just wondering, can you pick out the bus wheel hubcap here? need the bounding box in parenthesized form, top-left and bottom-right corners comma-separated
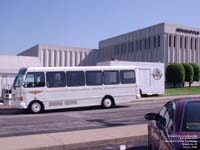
(32, 103, 41, 112)
(104, 99, 112, 108)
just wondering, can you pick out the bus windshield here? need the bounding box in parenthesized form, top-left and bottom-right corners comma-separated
(13, 68, 27, 88)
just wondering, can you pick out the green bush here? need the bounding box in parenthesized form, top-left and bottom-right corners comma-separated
(166, 63, 185, 87)
(190, 63, 200, 82)
(182, 63, 194, 87)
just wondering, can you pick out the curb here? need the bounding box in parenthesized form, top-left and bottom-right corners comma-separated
(30, 135, 147, 150)
(133, 94, 200, 104)
(0, 124, 148, 150)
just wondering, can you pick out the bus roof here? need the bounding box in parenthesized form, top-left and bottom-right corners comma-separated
(23, 66, 138, 72)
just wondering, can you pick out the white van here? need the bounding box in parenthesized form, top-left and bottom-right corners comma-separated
(98, 61, 165, 96)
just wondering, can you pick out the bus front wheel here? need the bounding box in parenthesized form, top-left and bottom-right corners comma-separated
(28, 101, 44, 113)
(102, 96, 115, 108)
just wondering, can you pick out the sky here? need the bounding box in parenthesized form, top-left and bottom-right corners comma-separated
(0, 0, 200, 55)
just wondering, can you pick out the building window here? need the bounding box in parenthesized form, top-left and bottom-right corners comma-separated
(132, 41, 134, 52)
(128, 42, 131, 52)
(191, 38, 193, 50)
(174, 36, 176, 47)
(54, 50, 57, 67)
(65, 51, 67, 66)
(169, 35, 172, 47)
(180, 36, 183, 49)
(114, 45, 117, 56)
(195, 38, 198, 50)
(153, 36, 156, 48)
(117, 44, 120, 55)
(136, 40, 139, 50)
(144, 38, 147, 49)
(121, 43, 123, 53)
(157, 35, 160, 47)
(48, 50, 51, 67)
(69, 51, 73, 66)
(59, 50, 62, 66)
(185, 37, 187, 49)
(124, 43, 127, 53)
(148, 37, 151, 49)
(139, 40, 142, 50)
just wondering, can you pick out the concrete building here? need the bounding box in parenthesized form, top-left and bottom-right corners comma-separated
(99, 23, 200, 66)
(18, 44, 99, 67)
(1, 22, 200, 96)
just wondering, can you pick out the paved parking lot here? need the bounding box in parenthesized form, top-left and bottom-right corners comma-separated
(0, 100, 168, 138)
(0, 97, 173, 149)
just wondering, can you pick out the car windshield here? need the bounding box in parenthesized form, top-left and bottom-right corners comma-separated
(13, 68, 27, 88)
(182, 101, 200, 131)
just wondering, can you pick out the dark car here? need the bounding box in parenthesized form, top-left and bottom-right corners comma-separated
(145, 97, 200, 150)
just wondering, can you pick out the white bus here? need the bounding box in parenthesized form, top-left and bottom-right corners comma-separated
(12, 66, 138, 113)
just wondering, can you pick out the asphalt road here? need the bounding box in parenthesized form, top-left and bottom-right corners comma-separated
(0, 99, 169, 138)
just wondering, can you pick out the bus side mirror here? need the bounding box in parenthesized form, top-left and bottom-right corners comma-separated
(23, 82, 27, 88)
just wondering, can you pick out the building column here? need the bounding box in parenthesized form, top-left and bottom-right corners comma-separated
(48, 50, 51, 67)
(45, 49, 49, 67)
(50, 50, 54, 67)
(76, 51, 80, 66)
(80, 52, 83, 65)
(40, 50, 44, 67)
(176, 36, 180, 63)
(197, 38, 200, 65)
(64, 51, 67, 66)
(66, 51, 70, 66)
(192, 38, 195, 63)
(61, 50, 65, 67)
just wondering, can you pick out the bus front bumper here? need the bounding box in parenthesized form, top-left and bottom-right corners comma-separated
(9, 99, 27, 109)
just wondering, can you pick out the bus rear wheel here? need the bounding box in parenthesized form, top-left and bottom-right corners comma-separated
(102, 97, 115, 108)
(28, 101, 44, 113)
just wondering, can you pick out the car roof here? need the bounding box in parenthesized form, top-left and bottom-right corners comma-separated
(174, 97, 200, 105)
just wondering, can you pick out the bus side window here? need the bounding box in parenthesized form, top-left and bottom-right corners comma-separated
(103, 71, 119, 85)
(86, 71, 103, 86)
(24, 72, 45, 88)
(46, 72, 66, 88)
(66, 71, 85, 87)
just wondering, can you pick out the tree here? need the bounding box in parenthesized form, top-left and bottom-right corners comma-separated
(182, 63, 194, 87)
(166, 63, 185, 88)
(190, 63, 200, 82)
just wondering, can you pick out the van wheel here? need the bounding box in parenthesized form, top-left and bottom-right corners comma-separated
(28, 101, 44, 113)
(139, 89, 143, 97)
(102, 97, 115, 108)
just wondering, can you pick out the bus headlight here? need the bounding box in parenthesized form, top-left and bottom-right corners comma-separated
(19, 96, 24, 101)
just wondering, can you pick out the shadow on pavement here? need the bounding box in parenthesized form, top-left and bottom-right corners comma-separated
(0, 104, 128, 115)
(0, 108, 27, 115)
(127, 146, 147, 150)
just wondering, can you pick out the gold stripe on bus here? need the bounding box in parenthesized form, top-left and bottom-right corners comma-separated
(29, 90, 43, 95)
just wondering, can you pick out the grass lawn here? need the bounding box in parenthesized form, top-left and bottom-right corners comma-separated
(165, 86, 200, 96)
